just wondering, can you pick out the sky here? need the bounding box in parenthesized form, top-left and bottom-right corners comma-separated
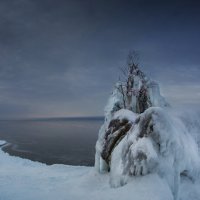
(0, 0, 200, 119)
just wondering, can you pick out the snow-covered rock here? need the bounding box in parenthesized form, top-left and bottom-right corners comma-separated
(95, 65, 200, 200)
(95, 109, 137, 173)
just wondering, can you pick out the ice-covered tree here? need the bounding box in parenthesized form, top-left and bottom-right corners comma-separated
(95, 52, 200, 200)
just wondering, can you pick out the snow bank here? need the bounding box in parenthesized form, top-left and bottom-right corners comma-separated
(0, 139, 200, 200)
(0, 141, 173, 200)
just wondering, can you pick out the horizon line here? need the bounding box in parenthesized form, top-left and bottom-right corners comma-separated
(0, 116, 104, 121)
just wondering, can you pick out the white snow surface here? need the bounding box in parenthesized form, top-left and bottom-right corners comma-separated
(0, 144, 173, 200)
(0, 138, 200, 200)
(113, 108, 138, 122)
(0, 140, 6, 145)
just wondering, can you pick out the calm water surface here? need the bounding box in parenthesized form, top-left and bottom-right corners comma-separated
(0, 118, 103, 166)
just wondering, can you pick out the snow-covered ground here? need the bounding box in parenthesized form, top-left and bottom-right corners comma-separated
(0, 139, 199, 200)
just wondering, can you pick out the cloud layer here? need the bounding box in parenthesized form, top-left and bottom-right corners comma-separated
(0, 0, 200, 118)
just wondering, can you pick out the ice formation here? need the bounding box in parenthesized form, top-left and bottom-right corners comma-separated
(95, 59, 200, 200)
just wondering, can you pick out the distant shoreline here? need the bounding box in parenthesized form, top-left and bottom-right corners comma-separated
(0, 116, 104, 122)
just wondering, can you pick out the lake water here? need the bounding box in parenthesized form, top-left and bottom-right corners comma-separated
(0, 117, 103, 166)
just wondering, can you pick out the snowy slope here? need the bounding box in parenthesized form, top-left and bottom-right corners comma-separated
(0, 140, 200, 200)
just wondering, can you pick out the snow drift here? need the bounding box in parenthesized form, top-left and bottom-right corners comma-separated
(1, 139, 200, 200)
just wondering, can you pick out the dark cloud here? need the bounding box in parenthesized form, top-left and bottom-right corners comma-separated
(0, 0, 200, 118)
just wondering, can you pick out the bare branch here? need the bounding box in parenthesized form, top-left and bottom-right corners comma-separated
(127, 50, 140, 69)
(120, 66, 128, 79)
(116, 83, 126, 109)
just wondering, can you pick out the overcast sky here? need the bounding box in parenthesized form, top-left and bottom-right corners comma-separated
(0, 0, 200, 119)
